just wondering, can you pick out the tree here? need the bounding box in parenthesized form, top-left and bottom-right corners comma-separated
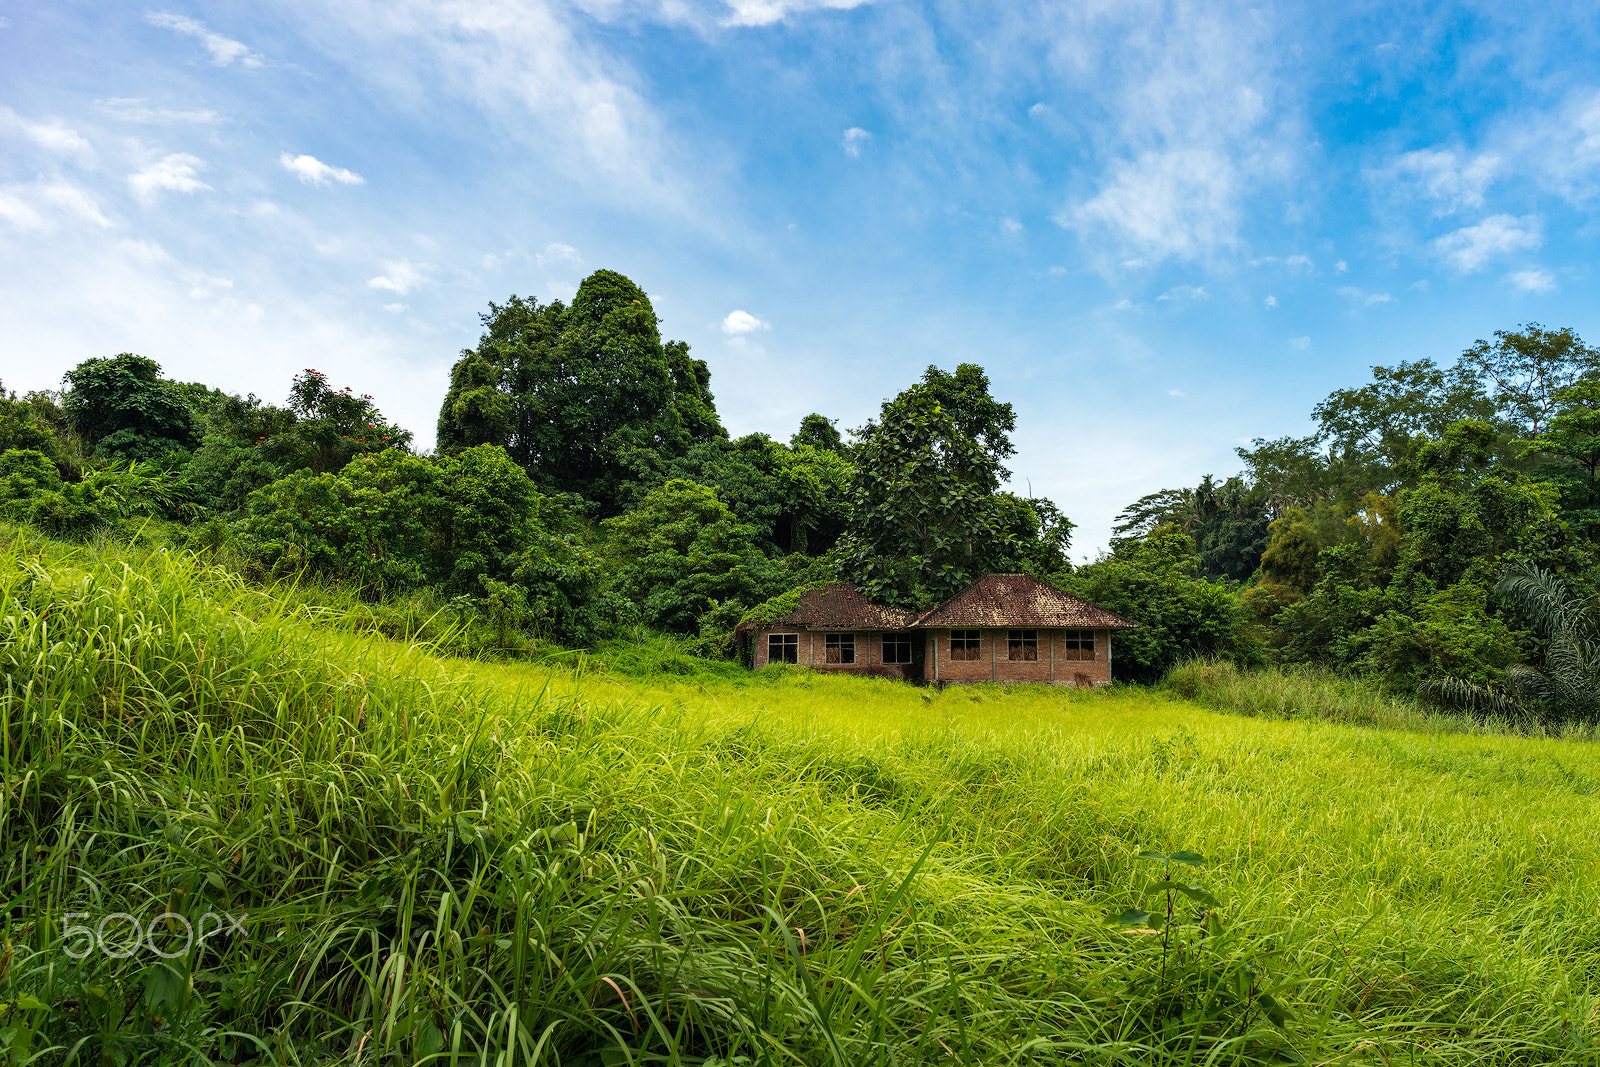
(260, 369, 412, 475)
(836, 368, 1029, 608)
(1056, 527, 1249, 684)
(436, 270, 726, 514)
(792, 413, 843, 453)
(1312, 358, 1495, 481)
(1427, 563, 1600, 723)
(62, 353, 200, 461)
(1459, 323, 1600, 437)
(602, 480, 770, 633)
(239, 446, 605, 639)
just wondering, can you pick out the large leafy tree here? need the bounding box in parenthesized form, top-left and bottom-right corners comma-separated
(62, 353, 201, 461)
(835, 364, 1035, 608)
(436, 270, 725, 514)
(602, 479, 772, 633)
(652, 433, 852, 555)
(1459, 323, 1600, 436)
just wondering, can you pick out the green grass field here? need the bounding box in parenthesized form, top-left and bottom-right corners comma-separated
(6, 530, 1600, 1064)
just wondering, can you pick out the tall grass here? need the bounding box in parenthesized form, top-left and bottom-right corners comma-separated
(4, 529, 1600, 1063)
(1161, 658, 1587, 737)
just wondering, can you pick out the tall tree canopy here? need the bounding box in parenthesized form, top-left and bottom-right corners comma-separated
(436, 269, 725, 514)
(62, 353, 200, 461)
(836, 363, 1049, 608)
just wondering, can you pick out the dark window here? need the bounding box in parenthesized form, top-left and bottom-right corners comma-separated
(825, 632, 856, 664)
(1008, 629, 1038, 662)
(768, 632, 798, 664)
(882, 633, 913, 664)
(949, 629, 982, 661)
(1062, 629, 1095, 661)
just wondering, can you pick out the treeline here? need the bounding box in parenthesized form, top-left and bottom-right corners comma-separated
(5, 269, 1596, 719)
(1104, 324, 1600, 718)
(0, 269, 1072, 656)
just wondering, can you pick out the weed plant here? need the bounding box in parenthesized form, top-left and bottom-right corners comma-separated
(3, 530, 1599, 1063)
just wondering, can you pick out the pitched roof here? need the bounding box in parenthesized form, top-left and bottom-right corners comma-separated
(912, 573, 1137, 630)
(767, 582, 920, 630)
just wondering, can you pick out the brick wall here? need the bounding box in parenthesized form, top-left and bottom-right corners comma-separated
(754, 626, 917, 680)
(924, 628, 1112, 687)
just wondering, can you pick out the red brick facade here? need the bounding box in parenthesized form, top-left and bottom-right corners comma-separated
(751, 627, 920, 680)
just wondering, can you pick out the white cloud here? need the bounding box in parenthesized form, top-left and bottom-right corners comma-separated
(1156, 284, 1209, 302)
(98, 98, 223, 124)
(1501, 89, 1600, 202)
(127, 154, 211, 202)
(721, 309, 769, 334)
(1289, 336, 1310, 351)
(720, 0, 872, 28)
(1063, 148, 1241, 264)
(384, 302, 409, 313)
(1000, 216, 1022, 235)
(1334, 259, 1348, 274)
(1335, 286, 1393, 307)
(367, 260, 428, 294)
(842, 127, 871, 158)
(0, 108, 92, 155)
(1046, 4, 1292, 268)
(1167, 388, 1185, 397)
(280, 153, 365, 186)
(1112, 298, 1136, 311)
(0, 181, 112, 231)
(1507, 268, 1556, 294)
(535, 242, 581, 268)
(1285, 254, 1312, 268)
(1263, 294, 1276, 308)
(144, 12, 262, 68)
(1378, 147, 1499, 215)
(1432, 214, 1541, 272)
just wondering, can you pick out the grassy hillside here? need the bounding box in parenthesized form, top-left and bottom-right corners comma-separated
(5, 529, 1600, 1065)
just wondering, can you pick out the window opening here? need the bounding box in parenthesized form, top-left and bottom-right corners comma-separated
(768, 632, 798, 664)
(882, 633, 913, 664)
(950, 629, 981, 661)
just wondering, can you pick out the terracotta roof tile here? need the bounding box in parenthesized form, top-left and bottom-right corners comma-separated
(912, 573, 1137, 629)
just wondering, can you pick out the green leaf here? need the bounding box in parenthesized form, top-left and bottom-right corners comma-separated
(1173, 884, 1219, 907)
(1168, 851, 1206, 866)
(1137, 850, 1169, 862)
(1105, 908, 1153, 927)
(1258, 992, 1291, 1027)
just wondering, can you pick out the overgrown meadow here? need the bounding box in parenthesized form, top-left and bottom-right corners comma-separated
(6, 529, 1600, 1065)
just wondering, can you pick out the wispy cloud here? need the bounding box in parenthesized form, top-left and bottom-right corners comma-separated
(1263, 294, 1277, 308)
(1376, 147, 1499, 216)
(144, 12, 263, 67)
(367, 260, 428, 294)
(0, 107, 92, 156)
(721, 309, 769, 334)
(98, 98, 223, 125)
(1432, 214, 1541, 272)
(535, 242, 581, 268)
(1506, 268, 1556, 294)
(1289, 336, 1310, 351)
(128, 154, 211, 202)
(1156, 284, 1209, 302)
(1336, 286, 1393, 307)
(1048, 3, 1292, 267)
(720, 0, 873, 27)
(0, 181, 112, 231)
(280, 153, 365, 186)
(842, 127, 871, 158)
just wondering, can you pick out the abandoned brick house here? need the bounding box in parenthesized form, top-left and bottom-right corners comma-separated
(738, 573, 1136, 686)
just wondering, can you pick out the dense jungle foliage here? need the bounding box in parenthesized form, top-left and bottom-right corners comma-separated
(6, 268, 1599, 723)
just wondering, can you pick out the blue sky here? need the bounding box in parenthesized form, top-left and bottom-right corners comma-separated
(3, 1, 1600, 557)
